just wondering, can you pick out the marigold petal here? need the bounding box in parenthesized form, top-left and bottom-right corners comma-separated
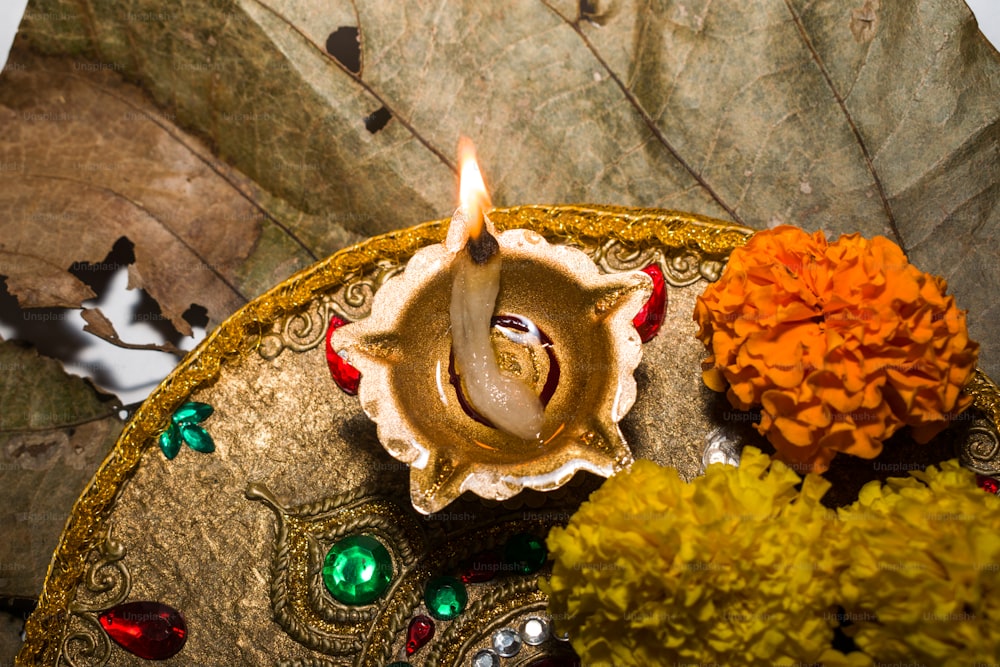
(702, 366, 728, 393)
(808, 370, 863, 414)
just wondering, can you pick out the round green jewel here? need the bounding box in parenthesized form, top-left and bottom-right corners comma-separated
(322, 535, 393, 605)
(504, 533, 547, 574)
(424, 575, 467, 620)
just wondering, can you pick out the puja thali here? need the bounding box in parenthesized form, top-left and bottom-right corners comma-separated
(18, 205, 1000, 666)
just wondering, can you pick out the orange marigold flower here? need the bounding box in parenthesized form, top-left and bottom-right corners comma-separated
(694, 226, 979, 473)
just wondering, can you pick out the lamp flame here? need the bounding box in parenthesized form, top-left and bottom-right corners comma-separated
(458, 137, 491, 241)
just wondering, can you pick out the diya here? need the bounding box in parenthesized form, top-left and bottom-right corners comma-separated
(330, 139, 652, 514)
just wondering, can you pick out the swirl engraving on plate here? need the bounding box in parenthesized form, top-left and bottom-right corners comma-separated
(245, 482, 422, 656)
(245, 481, 586, 667)
(56, 532, 130, 667)
(259, 263, 404, 359)
(958, 370, 1000, 475)
(959, 418, 1000, 475)
(591, 238, 723, 286)
(422, 584, 548, 667)
(257, 237, 725, 360)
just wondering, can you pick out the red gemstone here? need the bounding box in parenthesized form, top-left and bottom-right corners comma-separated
(632, 264, 667, 342)
(459, 551, 500, 583)
(98, 601, 187, 660)
(405, 614, 435, 655)
(978, 475, 1000, 494)
(325, 316, 361, 395)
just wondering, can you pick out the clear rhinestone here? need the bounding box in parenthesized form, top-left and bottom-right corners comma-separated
(491, 627, 522, 657)
(554, 629, 570, 642)
(472, 648, 500, 667)
(519, 616, 550, 645)
(701, 427, 741, 471)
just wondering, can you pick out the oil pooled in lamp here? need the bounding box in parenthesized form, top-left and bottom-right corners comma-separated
(331, 140, 652, 514)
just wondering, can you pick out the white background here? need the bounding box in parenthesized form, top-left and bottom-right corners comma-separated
(0, 3, 998, 406)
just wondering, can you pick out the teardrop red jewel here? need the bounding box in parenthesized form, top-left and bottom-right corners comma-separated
(326, 315, 361, 395)
(406, 614, 435, 655)
(977, 475, 1000, 494)
(632, 264, 667, 342)
(98, 601, 187, 660)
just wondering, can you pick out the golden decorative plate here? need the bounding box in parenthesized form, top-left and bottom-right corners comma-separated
(17, 206, 1000, 666)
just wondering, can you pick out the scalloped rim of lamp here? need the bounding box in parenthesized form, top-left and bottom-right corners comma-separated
(331, 228, 651, 514)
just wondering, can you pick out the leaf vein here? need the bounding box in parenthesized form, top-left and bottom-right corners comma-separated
(781, 0, 902, 247)
(249, 0, 457, 175)
(20, 173, 249, 304)
(539, 0, 744, 225)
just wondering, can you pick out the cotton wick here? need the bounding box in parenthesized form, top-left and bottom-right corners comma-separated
(466, 223, 499, 265)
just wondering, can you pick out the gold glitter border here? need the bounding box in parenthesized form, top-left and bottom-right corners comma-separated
(965, 369, 1000, 429)
(15, 206, 997, 665)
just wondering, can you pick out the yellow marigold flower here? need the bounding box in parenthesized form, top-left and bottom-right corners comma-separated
(694, 226, 978, 473)
(836, 461, 1000, 666)
(543, 448, 851, 666)
(546, 452, 1000, 664)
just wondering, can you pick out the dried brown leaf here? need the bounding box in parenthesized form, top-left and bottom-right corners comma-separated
(0, 340, 122, 598)
(11, 1, 1000, 376)
(0, 50, 322, 335)
(0, 249, 94, 308)
(80, 307, 184, 355)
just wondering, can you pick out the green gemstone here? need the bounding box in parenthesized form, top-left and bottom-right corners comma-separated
(322, 535, 393, 605)
(180, 423, 215, 453)
(158, 424, 182, 460)
(172, 401, 214, 425)
(385, 663, 412, 667)
(423, 575, 467, 620)
(504, 533, 547, 574)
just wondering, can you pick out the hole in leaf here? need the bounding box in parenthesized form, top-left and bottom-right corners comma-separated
(364, 106, 392, 133)
(0, 277, 89, 362)
(0, 236, 206, 404)
(578, 0, 614, 25)
(326, 26, 361, 74)
(70, 238, 183, 347)
(68, 236, 135, 294)
(183, 303, 209, 330)
(0, 596, 37, 622)
(129, 283, 183, 345)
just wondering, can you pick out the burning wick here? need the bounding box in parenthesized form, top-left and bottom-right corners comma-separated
(447, 139, 545, 441)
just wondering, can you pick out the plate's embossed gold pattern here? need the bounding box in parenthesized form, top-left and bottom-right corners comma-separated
(57, 533, 130, 667)
(960, 370, 1000, 475)
(276, 659, 347, 667)
(245, 483, 423, 655)
(258, 264, 405, 360)
(422, 584, 548, 667)
(246, 480, 586, 666)
(18, 206, 1000, 666)
(592, 238, 724, 286)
